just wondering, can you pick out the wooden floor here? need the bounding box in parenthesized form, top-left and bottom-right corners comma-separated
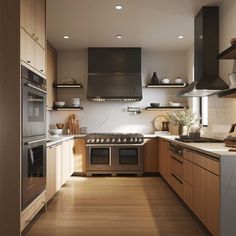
(26, 177, 209, 236)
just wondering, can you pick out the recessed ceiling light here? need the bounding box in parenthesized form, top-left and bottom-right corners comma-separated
(178, 35, 184, 39)
(116, 34, 123, 39)
(63, 35, 70, 39)
(115, 5, 123, 10)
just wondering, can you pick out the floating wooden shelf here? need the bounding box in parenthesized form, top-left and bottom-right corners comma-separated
(145, 83, 188, 88)
(217, 44, 236, 59)
(145, 106, 187, 111)
(54, 83, 83, 88)
(53, 106, 83, 111)
(218, 88, 236, 98)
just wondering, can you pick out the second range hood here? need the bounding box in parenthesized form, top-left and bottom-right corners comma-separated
(87, 48, 142, 101)
(178, 6, 229, 97)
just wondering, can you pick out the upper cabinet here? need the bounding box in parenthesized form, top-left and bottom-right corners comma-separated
(20, 0, 46, 76)
(21, 0, 46, 49)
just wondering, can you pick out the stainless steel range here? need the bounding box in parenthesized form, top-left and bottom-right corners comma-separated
(85, 133, 144, 176)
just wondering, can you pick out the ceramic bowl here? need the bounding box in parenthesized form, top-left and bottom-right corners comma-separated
(48, 129, 63, 136)
(161, 78, 170, 84)
(55, 101, 65, 107)
(150, 103, 160, 108)
(169, 101, 181, 107)
(175, 77, 183, 83)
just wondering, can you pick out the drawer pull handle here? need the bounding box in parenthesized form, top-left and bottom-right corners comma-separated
(171, 173, 183, 184)
(27, 60, 31, 63)
(171, 156, 183, 164)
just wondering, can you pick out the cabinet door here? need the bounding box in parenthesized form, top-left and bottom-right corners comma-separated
(192, 163, 219, 235)
(55, 144, 62, 191)
(21, 0, 35, 36)
(157, 139, 170, 183)
(21, 29, 35, 67)
(74, 138, 86, 173)
(46, 146, 56, 202)
(35, 43, 45, 74)
(143, 139, 158, 172)
(34, 0, 46, 48)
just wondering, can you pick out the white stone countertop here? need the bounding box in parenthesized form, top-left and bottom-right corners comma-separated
(143, 133, 236, 158)
(47, 134, 86, 147)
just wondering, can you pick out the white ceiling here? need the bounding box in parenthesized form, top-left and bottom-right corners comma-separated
(47, 0, 222, 51)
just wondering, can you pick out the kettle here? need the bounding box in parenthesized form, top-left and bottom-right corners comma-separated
(224, 124, 236, 147)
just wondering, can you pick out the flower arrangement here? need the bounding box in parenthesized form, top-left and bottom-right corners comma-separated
(167, 108, 197, 127)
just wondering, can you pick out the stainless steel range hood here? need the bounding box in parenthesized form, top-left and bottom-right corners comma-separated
(87, 48, 142, 101)
(178, 6, 229, 97)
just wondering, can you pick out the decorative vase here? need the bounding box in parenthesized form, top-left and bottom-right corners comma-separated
(151, 72, 159, 84)
(178, 125, 188, 136)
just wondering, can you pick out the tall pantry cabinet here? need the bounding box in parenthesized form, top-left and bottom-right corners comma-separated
(0, 0, 46, 235)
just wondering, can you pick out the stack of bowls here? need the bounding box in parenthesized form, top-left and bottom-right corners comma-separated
(71, 98, 80, 107)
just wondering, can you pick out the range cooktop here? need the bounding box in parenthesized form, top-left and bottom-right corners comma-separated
(175, 137, 224, 143)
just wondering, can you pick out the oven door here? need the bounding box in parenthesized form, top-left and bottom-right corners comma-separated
(86, 146, 114, 171)
(22, 137, 46, 210)
(115, 146, 143, 171)
(22, 78, 46, 138)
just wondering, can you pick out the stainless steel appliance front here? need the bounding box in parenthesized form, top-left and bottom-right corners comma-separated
(86, 145, 143, 175)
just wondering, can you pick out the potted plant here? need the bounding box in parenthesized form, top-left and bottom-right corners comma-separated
(167, 108, 197, 136)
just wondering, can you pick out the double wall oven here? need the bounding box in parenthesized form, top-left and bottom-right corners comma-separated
(21, 65, 47, 210)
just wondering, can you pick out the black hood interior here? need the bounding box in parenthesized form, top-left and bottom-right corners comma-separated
(87, 48, 142, 101)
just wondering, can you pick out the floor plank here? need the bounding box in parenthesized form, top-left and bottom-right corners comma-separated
(26, 177, 209, 236)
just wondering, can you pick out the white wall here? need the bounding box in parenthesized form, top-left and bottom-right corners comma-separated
(49, 49, 188, 133)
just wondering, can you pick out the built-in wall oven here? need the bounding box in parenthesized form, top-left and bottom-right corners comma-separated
(21, 65, 47, 210)
(22, 65, 47, 138)
(86, 145, 143, 175)
(22, 136, 46, 210)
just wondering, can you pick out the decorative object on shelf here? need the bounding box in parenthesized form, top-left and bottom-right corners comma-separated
(169, 101, 181, 107)
(153, 115, 169, 131)
(54, 101, 65, 107)
(150, 103, 160, 108)
(167, 108, 197, 136)
(150, 72, 159, 84)
(174, 77, 183, 84)
(229, 72, 236, 89)
(224, 123, 236, 147)
(161, 77, 170, 84)
(62, 78, 77, 84)
(67, 114, 80, 134)
(71, 97, 81, 107)
(79, 127, 88, 134)
(127, 107, 141, 115)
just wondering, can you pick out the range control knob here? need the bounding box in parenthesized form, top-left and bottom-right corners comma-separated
(112, 138, 116, 143)
(87, 139, 91, 143)
(134, 138, 138, 143)
(100, 138, 104, 143)
(96, 138, 100, 143)
(123, 138, 127, 143)
(106, 138, 110, 143)
(91, 139, 95, 143)
(117, 138, 121, 143)
(130, 138, 133, 143)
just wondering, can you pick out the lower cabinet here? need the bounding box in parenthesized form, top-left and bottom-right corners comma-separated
(74, 138, 86, 173)
(143, 139, 158, 173)
(46, 139, 75, 202)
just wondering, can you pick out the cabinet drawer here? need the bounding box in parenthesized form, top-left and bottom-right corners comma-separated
(184, 149, 219, 175)
(170, 172, 183, 197)
(170, 155, 183, 178)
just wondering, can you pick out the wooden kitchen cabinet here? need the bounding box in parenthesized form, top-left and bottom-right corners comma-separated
(34, 0, 46, 48)
(192, 162, 219, 236)
(62, 140, 72, 185)
(46, 41, 57, 110)
(157, 138, 170, 182)
(21, 28, 35, 67)
(21, 0, 46, 49)
(35, 42, 45, 74)
(55, 143, 62, 191)
(70, 139, 75, 175)
(143, 139, 158, 173)
(46, 145, 56, 202)
(74, 138, 86, 173)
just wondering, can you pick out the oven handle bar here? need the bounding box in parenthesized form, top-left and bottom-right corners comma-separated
(24, 82, 47, 94)
(25, 138, 46, 145)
